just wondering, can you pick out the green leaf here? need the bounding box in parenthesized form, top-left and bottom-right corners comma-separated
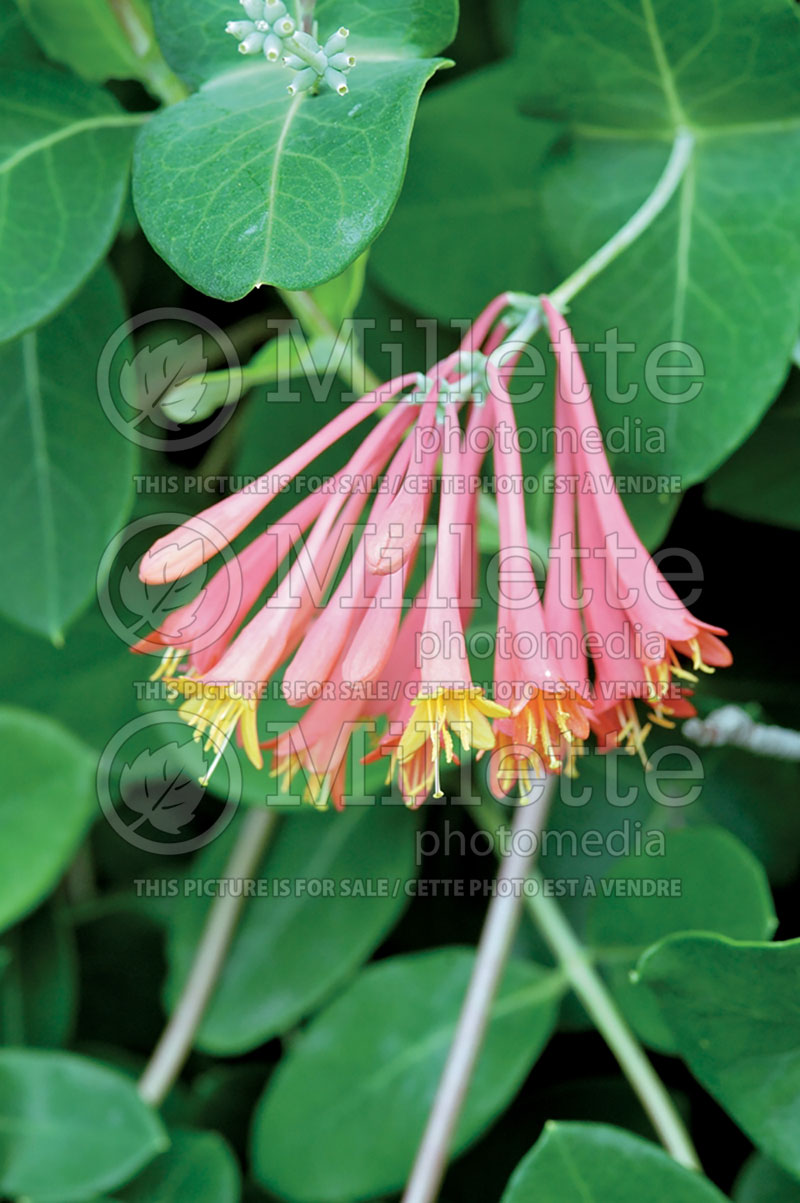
(251, 947, 563, 1201)
(516, 0, 800, 486)
(0, 265, 137, 641)
(15, 0, 156, 83)
(735, 1153, 800, 1203)
(0, 1048, 167, 1202)
(500, 1121, 729, 1203)
(637, 934, 800, 1177)
(372, 62, 558, 319)
(706, 373, 800, 529)
(166, 805, 418, 1053)
(134, 0, 456, 296)
(0, 603, 142, 752)
(115, 1128, 240, 1203)
(0, 69, 140, 341)
(0, 902, 78, 1046)
(0, 707, 94, 933)
(587, 827, 776, 1051)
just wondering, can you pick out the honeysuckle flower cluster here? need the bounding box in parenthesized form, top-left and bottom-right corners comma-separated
(135, 294, 730, 807)
(226, 0, 356, 95)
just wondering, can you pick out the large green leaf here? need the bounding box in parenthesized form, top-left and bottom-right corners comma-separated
(371, 62, 558, 318)
(637, 934, 800, 1177)
(0, 1048, 167, 1202)
(134, 0, 457, 296)
(587, 827, 776, 1051)
(0, 707, 94, 933)
(516, 0, 800, 486)
(0, 69, 140, 341)
(251, 947, 563, 1201)
(165, 805, 418, 1053)
(0, 265, 137, 641)
(500, 1122, 729, 1203)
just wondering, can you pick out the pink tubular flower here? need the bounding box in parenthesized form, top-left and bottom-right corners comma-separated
(540, 296, 731, 761)
(132, 490, 324, 678)
(159, 300, 512, 806)
(380, 408, 508, 806)
(486, 337, 591, 794)
(279, 396, 439, 704)
(266, 670, 366, 811)
(138, 372, 420, 585)
(153, 398, 420, 784)
(135, 288, 730, 804)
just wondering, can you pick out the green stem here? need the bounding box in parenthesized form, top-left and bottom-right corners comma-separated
(472, 805, 699, 1170)
(248, 128, 695, 418)
(504, 126, 694, 332)
(279, 288, 382, 395)
(548, 128, 695, 310)
(110, 0, 190, 106)
(402, 783, 558, 1203)
(526, 877, 700, 1170)
(140, 55, 191, 106)
(138, 807, 280, 1107)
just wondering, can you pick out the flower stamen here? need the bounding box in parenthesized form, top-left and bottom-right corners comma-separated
(613, 701, 652, 769)
(166, 678, 262, 785)
(393, 687, 508, 805)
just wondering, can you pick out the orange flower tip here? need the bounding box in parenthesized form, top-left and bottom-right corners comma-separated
(405, 792, 426, 810)
(131, 634, 157, 657)
(497, 692, 589, 779)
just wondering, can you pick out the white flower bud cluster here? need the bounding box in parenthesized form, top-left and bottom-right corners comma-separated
(226, 0, 297, 62)
(283, 27, 355, 96)
(225, 3, 356, 95)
